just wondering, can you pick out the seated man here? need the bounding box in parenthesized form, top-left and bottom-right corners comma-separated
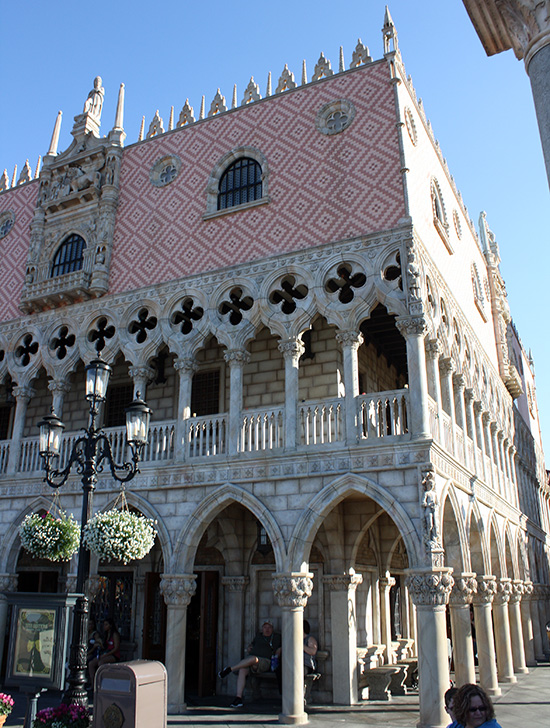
(218, 618, 281, 708)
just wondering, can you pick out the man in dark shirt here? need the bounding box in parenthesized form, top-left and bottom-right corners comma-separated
(218, 619, 282, 708)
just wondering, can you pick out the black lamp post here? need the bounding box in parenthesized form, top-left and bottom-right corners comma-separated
(37, 358, 151, 707)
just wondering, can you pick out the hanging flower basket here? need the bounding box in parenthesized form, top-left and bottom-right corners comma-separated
(19, 512, 80, 562)
(82, 509, 157, 565)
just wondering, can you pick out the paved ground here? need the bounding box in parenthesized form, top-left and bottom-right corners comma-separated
(3, 662, 549, 727)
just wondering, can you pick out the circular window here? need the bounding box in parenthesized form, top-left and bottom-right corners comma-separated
(315, 99, 356, 136)
(404, 107, 417, 146)
(0, 210, 15, 239)
(453, 210, 462, 239)
(150, 155, 182, 188)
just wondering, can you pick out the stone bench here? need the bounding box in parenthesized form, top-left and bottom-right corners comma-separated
(358, 666, 401, 701)
(248, 650, 327, 704)
(398, 658, 418, 689)
(388, 663, 408, 695)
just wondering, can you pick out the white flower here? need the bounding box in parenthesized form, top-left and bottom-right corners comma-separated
(20, 512, 80, 562)
(83, 510, 157, 564)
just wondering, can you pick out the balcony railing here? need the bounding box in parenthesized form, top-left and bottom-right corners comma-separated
(358, 389, 409, 439)
(240, 408, 284, 452)
(186, 414, 227, 458)
(300, 400, 343, 446)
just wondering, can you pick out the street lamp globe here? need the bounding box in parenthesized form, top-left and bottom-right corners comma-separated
(38, 410, 65, 457)
(85, 358, 112, 404)
(125, 394, 152, 447)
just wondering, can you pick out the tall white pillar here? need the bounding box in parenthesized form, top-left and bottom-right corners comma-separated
(439, 358, 456, 454)
(273, 572, 313, 725)
(220, 576, 249, 681)
(464, 388, 478, 473)
(7, 385, 35, 474)
(490, 422, 503, 494)
(160, 574, 197, 713)
(406, 568, 453, 728)
(323, 573, 363, 705)
(492, 578, 517, 683)
(128, 364, 155, 399)
(520, 581, 537, 666)
(336, 330, 363, 446)
(395, 316, 430, 439)
(508, 580, 528, 674)
(379, 574, 396, 664)
(425, 339, 444, 443)
(174, 357, 197, 459)
(482, 413, 496, 490)
(448, 573, 477, 686)
(48, 379, 72, 417)
(278, 338, 304, 451)
(473, 401, 488, 482)
(472, 576, 501, 697)
(224, 349, 250, 455)
(453, 373, 469, 467)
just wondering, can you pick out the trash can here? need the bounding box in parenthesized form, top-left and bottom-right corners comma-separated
(94, 660, 167, 728)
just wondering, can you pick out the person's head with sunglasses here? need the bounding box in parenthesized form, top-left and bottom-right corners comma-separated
(453, 684, 501, 728)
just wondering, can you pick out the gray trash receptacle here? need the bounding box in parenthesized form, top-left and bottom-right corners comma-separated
(94, 660, 167, 728)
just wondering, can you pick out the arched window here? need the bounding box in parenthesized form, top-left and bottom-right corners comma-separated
(218, 158, 262, 211)
(50, 234, 86, 278)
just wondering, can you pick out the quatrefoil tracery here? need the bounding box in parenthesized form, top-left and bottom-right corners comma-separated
(171, 297, 204, 335)
(129, 308, 158, 344)
(88, 317, 116, 353)
(15, 334, 39, 367)
(50, 326, 76, 360)
(219, 288, 254, 325)
(383, 252, 402, 290)
(269, 276, 308, 314)
(325, 263, 367, 304)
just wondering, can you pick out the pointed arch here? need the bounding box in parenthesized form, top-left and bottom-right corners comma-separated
(468, 501, 490, 575)
(441, 483, 469, 572)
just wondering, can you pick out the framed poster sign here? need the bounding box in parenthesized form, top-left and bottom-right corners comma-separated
(5, 594, 76, 690)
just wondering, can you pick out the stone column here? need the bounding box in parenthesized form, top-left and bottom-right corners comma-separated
(224, 349, 250, 455)
(425, 339, 445, 443)
(490, 422, 502, 494)
(395, 316, 430, 439)
(221, 576, 249, 673)
(273, 572, 313, 725)
(128, 365, 155, 399)
(473, 402, 488, 482)
(7, 385, 35, 474)
(323, 573, 363, 705)
(336, 331, 363, 445)
(160, 574, 197, 713)
(278, 338, 304, 451)
(406, 568, 453, 728)
(464, 388, 478, 471)
(439, 358, 456, 454)
(534, 584, 549, 658)
(482, 413, 495, 490)
(379, 575, 396, 664)
(508, 580, 528, 674)
(448, 573, 477, 686)
(492, 578, 516, 683)
(174, 357, 198, 459)
(472, 576, 500, 697)
(529, 583, 545, 660)
(48, 379, 71, 417)
(453, 374, 469, 467)
(520, 581, 537, 666)
(0, 574, 18, 675)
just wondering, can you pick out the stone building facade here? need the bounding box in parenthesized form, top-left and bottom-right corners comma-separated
(0, 11, 548, 728)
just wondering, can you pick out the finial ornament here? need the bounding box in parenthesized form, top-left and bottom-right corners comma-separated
(302, 59, 307, 85)
(83, 76, 105, 121)
(11, 165, 17, 188)
(146, 110, 164, 138)
(18, 160, 32, 185)
(114, 83, 125, 131)
(312, 52, 333, 80)
(208, 89, 227, 116)
(178, 99, 195, 126)
(339, 45, 345, 72)
(168, 105, 174, 131)
(242, 78, 261, 104)
(34, 156, 42, 178)
(382, 5, 399, 54)
(47, 111, 63, 156)
(266, 71, 272, 96)
(199, 95, 205, 120)
(0, 169, 8, 191)
(350, 39, 372, 67)
(138, 115, 145, 141)
(276, 64, 297, 92)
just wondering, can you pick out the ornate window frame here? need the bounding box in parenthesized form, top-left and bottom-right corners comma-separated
(315, 99, 356, 136)
(203, 147, 269, 219)
(0, 210, 15, 240)
(50, 233, 87, 278)
(149, 154, 182, 188)
(431, 178, 452, 253)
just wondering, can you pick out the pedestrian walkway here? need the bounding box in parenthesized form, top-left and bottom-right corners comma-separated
(3, 663, 549, 727)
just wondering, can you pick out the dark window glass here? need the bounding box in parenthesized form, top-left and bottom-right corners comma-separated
(105, 384, 134, 427)
(191, 370, 220, 416)
(0, 405, 11, 440)
(50, 234, 86, 277)
(218, 158, 262, 210)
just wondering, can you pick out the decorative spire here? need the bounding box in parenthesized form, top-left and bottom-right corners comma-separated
(350, 39, 372, 68)
(18, 160, 32, 185)
(47, 111, 63, 156)
(34, 156, 42, 178)
(178, 99, 195, 126)
(168, 105, 174, 131)
(0, 169, 9, 191)
(302, 59, 307, 85)
(312, 53, 333, 81)
(199, 95, 205, 120)
(232, 84, 237, 109)
(266, 71, 272, 97)
(114, 83, 125, 130)
(276, 64, 297, 93)
(242, 77, 261, 104)
(11, 165, 17, 188)
(339, 46, 345, 72)
(138, 115, 145, 141)
(382, 5, 399, 54)
(208, 89, 227, 116)
(147, 110, 164, 138)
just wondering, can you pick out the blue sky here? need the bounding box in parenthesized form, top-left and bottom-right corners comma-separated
(1, 1, 548, 455)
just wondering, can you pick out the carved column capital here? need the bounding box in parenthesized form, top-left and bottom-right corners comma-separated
(395, 315, 428, 338)
(335, 330, 364, 350)
(464, 387, 475, 403)
(12, 385, 35, 401)
(278, 338, 305, 360)
(128, 365, 156, 383)
(405, 568, 454, 607)
(160, 574, 197, 607)
(221, 576, 250, 592)
(272, 572, 313, 608)
(473, 400, 484, 415)
(379, 575, 396, 591)
(439, 357, 455, 377)
(449, 573, 477, 605)
(494, 577, 512, 605)
(174, 357, 198, 375)
(223, 349, 251, 366)
(522, 580, 534, 599)
(509, 579, 525, 604)
(472, 575, 497, 605)
(0, 573, 18, 592)
(496, 0, 550, 64)
(425, 338, 441, 360)
(322, 573, 363, 592)
(453, 373, 466, 390)
(48, 379, 72, 394)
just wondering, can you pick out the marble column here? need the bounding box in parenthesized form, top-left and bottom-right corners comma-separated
(406, 568, 453, 728)
(174, 357, 198, 459)
(160, 574, 197, 713)
(482, 413, 495, 489)
(473, 402, 488, 482)
(0, 574, 18, 675)
(439, 358, 456, 454)
(520, 581, 537, 666)
(335, 330, 363, 446)
(278, 338, 304, 451)
(490, 423, 502, 494)
(472, 576, 500, 697)
(48, 379, 72, 417)
(395, 316, 430, 439)
(128, 364, 155, 398)
(273, 572, 313, 725)
(224, 349, 250, 455)
(464, 389, 478, 473)
(322, 573, 363, 705)
(508, 580, 528, 674)
(534, 584, 549, 658)
(492, 578, 516, 683)
(379, 575, 396, 664)
(448, 573, 477, 686)
(453, 374, 468, 467)
(425, 339, 445, 443)
(221, 576, 249, 675)
(7, 385, 35, 474)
